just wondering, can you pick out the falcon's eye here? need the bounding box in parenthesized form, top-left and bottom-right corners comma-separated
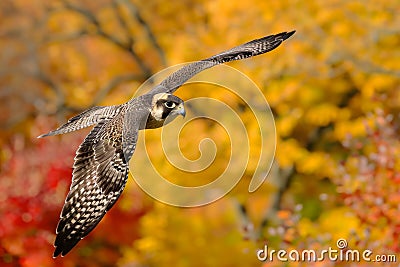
(164, 101, 176, 109)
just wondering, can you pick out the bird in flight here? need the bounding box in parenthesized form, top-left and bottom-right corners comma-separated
(38, 31, 295, 257)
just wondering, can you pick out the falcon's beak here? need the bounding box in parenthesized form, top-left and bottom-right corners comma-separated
(176, 104, 186, 118)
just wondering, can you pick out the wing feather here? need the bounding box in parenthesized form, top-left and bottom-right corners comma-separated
(53, 107, 147, 257)
(150, 31, 295, 94)
(38, 105, 121, 138)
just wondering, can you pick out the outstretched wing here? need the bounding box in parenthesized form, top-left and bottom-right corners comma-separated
(38, 105, 121, 138)
(53, 107, 147, 257)
(150, 31, 295, 94)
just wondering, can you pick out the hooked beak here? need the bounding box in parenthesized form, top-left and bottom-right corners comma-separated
(176, 104, 186, 118)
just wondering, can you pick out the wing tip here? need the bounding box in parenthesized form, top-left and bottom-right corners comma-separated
(53, 237, 80, 258)
(37, 133, 48, 138)
(53, 246, 63, 258)
(280, 30, 296, 41)
(37, 130, 57, 138)
(287, 30, 296, 37)
(52, 249, 67, 258)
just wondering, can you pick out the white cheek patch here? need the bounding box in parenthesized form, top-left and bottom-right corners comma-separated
(151, 105, 165, 121)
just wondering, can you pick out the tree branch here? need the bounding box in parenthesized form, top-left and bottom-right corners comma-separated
(111, 0, 134, 49)
(256, 81, 361, 236)
(118, 0, 167, 66)
(61, 0, 152, 77)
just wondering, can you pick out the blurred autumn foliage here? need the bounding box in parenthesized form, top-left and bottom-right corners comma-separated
(1, 0, 399, 266)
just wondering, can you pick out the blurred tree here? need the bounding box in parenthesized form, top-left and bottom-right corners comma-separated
(337, 110, 400, 254)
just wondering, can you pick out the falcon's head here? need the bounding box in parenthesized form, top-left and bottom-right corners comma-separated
(148, 93, 185, 127)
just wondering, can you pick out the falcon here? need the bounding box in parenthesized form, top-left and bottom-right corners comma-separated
(38, 31, 295, 257)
